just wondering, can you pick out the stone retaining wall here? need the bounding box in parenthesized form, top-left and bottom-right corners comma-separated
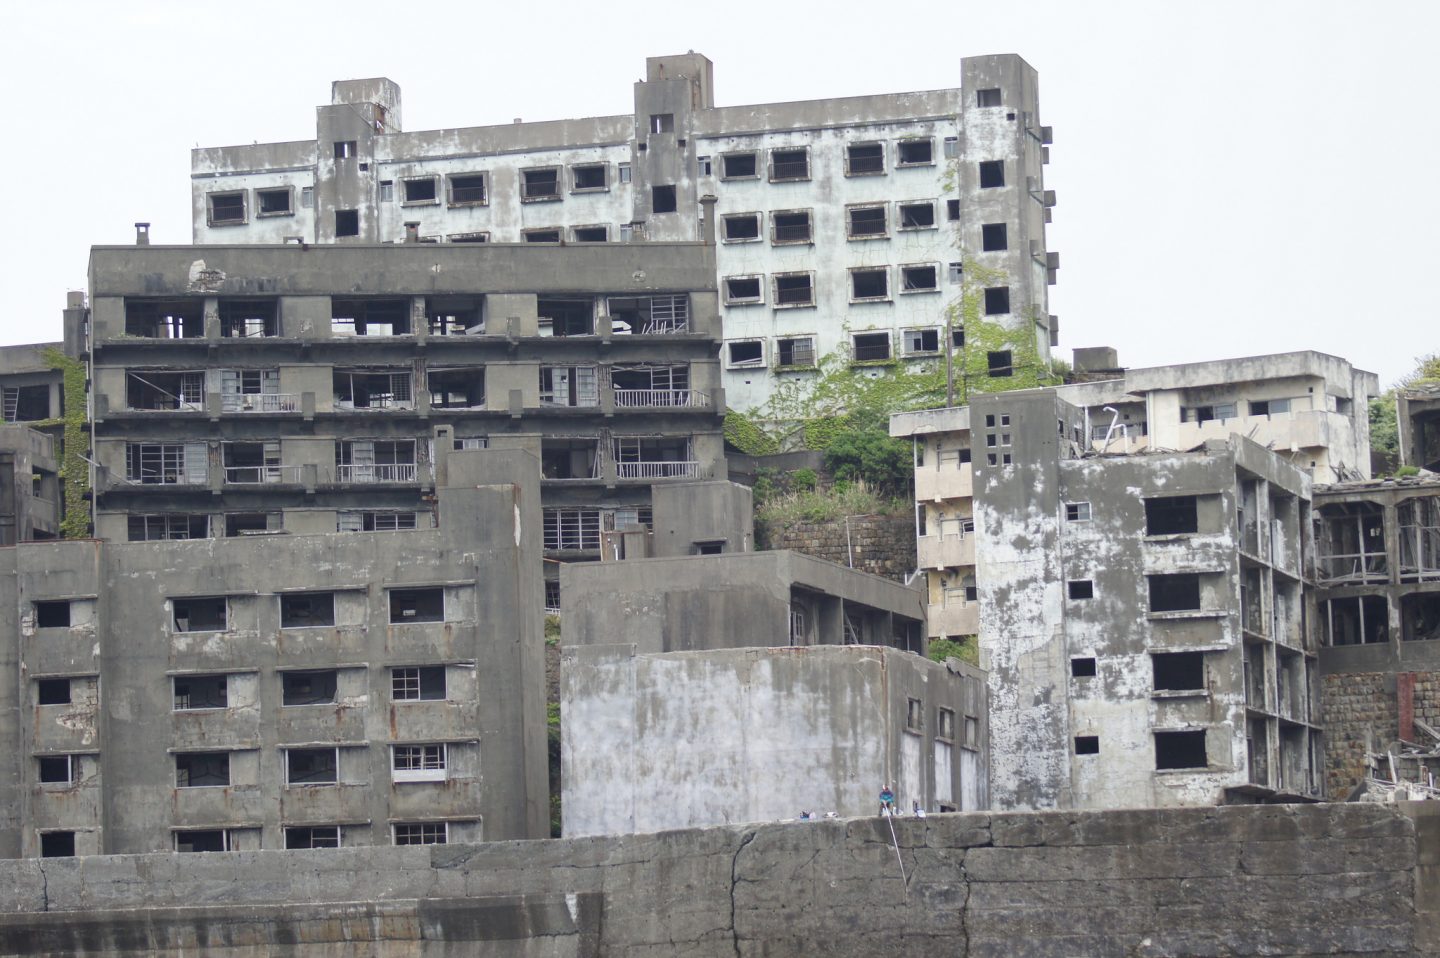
(1323, 670, 1440, 798)
(758, 513, 916, 582)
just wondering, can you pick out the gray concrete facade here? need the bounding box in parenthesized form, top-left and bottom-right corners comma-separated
(1, 450, 548, 858)
(0, 426, 60, 546)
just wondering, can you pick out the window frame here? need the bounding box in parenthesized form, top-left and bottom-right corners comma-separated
(392, 665, 447, 702)
(400, 176, 440, 207)
(770, 208, 813, 245)
(446, 172, 489, 207)
(175, 751, 231, 788)
(391, 743, 449, 783)
(206, 191, 247, 227)
(900, 263, 940, 294)
(38, 754, 76, 785)
(896, 138, 935, 167)
(255, 186, 294, 218)
(898, 200, 938, 231)
(720, 151, 759, 180)
(772, 271, 816, 309)
(393, 822, 449, 845)
(775, 335, 818, 370)
(768, 147, 810, 182)
(720, 212, 763, 244)
(570, 163, 609, 193)
(723, 275, 764, 306)
(285, 746, 339, 786)
(520, 166, 563, 202)
(849, 266, 891, 303)
(851, 331, 892, 363)
(726, 339, 766, 369)
(844, 141, 886, 177)
(846, 203, 888, 240)
(902, 327, 941, 357)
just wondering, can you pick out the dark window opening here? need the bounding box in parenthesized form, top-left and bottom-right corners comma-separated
(225, 513, 274, 536)
(984, 286, 1010, 314)
(286, 826, 340, 849)
(40, 832, 75, 858)
(428, 368, 485, 408)
(1403, 593, 1440, 643)
(1075, 736, 1099, 755)
(174, 675, 227, 710)
(573, 226, 608, 242)
(523, 228, 561, 243)
(1071, 657, 1097, 678)
(777, 337, 816, 367)
(3, 383, 49, 421)
(35, 601, 70, 628)
(981, 223, 1008, 251)
(426, 295, 484, 335)
(403, 177, 437, 203)
(1149, 574, 1202, 613)
(176, 752, 230, 787)
(1146, 496, 1199, 535)
(37, 679, 71, 706)
(897, 139, 933, 165)
(572, 165, 606, 190)
(1325, 595, 1389, 646)
(287, 748, 337, 785)
(391, 588, 444, 623)
(772, 210, 812, 243)
(946, 199, 961, 221)
(906, 697, 924, 731)
(125, 299, 203, 338)
(333, 141, 356, 158)
(977, 88, 1002, 107)
(1068, 580, 1094, 600)
(1153, 651, 1205, 691)
(851, 269, 888, 300)
(331, 297, 411, 336)
(208, 192, 245, 225)
(393, 666, 446, 701)
(537, 297, 595, 336)
(1066, 503, 1091, 521)
(335, 209, 359, 237)
(280, 593, 336, 628)
(774, 273, 814, 306)
(722, 214, 760, 241)
(846, 142, 884, 175)
(650, 113, 674, 133)
(902, 265, 938, 291)
(899, 203, 935, 229)
(848, 206, 887, 237)
(852, 332, 891, 362)
(175, 830, 227, 853)
(173, 597, 227, 633)
(522, 168, 561, 200)
(725, 277, 762, 303)
(952, 327, 965, 348)
(696, 540, 725, 555)
(448, 173, 487, 205)
(978, 160, 1005, 188)
(38, 756, 73, 784)
(1155, 730, 1208, 770)
(771, 148, 809, 180)
(220, 298, 279, 337)
(282, 670, 338, 706)
(257, 188, 291, 215)
(540, 438, 600, 478)
(904, 329, 939, 354)
(652, 185, 677, 214)
(728, 341, 764, 367)
(129, 514, 209, 541)
(722, 153, 757, 178)
(987, 350, 1013, 377)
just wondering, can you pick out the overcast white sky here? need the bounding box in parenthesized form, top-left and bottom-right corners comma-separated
(2, 1, 1433, 387)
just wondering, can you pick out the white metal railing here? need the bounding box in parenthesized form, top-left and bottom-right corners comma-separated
(334, 463, 418, 483)
(224, 465, 303, 485)
(615, 460, 699, 479)
(613, 389, 709, 408)
(223, 393, 297, 413)
(334, 398, 414, 411)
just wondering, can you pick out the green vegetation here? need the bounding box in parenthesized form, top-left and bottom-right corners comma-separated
(1369, 352, 1440, 474)
(39, 348, 90, 538)
(547, 700, 562, 837)
(927, 636, 978, 667)
(821, 409, 913, 497)
(755, 481, 907, 527)
(544, 614, 562, 647)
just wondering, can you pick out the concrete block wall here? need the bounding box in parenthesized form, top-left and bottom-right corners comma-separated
(1324, 670, 1440, 797)
(0, 802, 1431, 956)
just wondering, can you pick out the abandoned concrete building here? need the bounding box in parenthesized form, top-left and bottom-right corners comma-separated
(188, 52, 1057, 412)
(0, 426, 61, 546)
(1, 449, 549, 859)
(560, 550, 987, 834)
(84, 239, 726, 606)
(1399, 382, 1440, 472)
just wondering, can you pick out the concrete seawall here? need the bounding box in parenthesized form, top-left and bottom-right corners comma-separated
(0, 802, 1434, 956)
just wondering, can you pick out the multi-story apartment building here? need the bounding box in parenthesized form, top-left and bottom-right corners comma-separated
(1398, 382, 1440, 472)
(189, 52, 1057, 412)
(0, 426, 61, 545)
(83, 238, 726, 603)
(2, 450, 548, 858)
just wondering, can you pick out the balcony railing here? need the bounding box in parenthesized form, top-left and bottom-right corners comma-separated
(223, 393, 297, 413)
(223, 465, 303, 485)
(613, 389, 710, 409)
(1317, 551, 1389, 584)
(334, 463, 418, 483)
(615, 460, 699, 479)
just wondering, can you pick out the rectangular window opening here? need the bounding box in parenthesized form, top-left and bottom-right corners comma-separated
(981, 223, 1008, 251)
(977, 88, 1002, 107)
(724, 276, 763, 305)
(1071, 657, 1097, 678)
(721, 152, 757, 179)
(1149, 574, 1202, 613)
(846, 142, 885, 175)
(652, 185, 677, 214)
(984, 286, 1010, 315)
(390, 587, 445, 623)
(1068, 580, 1094, 600)
(286, 826, 341, 849)
(447, 173, 488, 206)
(38, 755, 74, 784)
(286, 748, 338, 785)
(1065, 502, 1092, 522)
(37, 678, 71, 706)
(176, 752, 230, 787)
(572, 164, 607, 191)
(770, 148, 809, 181)
(850, 268, 889, 301)
(773, 273, 815, 307)
(256, 187, 292, 216)
(847, 205, 887, 238)
(776, 336, 816, 368)
(1075, 735, 1099, 755)
(392, 666, 446, 701)
(1146, 496, 1199, 535)
(335, 209, 359, 237)
(987, 350, 1013, 378)
(174, 674, 228, 710)
(722, 213, 761, 242)
(1153, 651, 1205, 691)
(771, 210, 812, 244)
(173, 597, 227, 633)
(978, 161, 1005, 188)
(403, 177, 438, 204)
(901, 264, 938, 292)
(897, 139, 934, 166)
(35, 601, 70, 628)
(521, 168, 562, 201)
(852, 332, 891, 362)
(40, 832, 75, 858)
(1155, 730, 1208, 770)
(282, 670, 338, 707)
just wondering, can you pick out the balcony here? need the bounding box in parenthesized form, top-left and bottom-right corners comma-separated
(223, 465, 303, 485)
(615, 460, 699, 480)
(928, 601, 979, 638)
(334, 463, 418, 483)
(223, 393, 297, 414)
(915, 462, 972, 503)
(917, 532, 975, 570)
(613, 389, 710, 409)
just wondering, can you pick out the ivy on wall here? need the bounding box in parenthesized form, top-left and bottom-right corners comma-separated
(39, 348, 91, 538)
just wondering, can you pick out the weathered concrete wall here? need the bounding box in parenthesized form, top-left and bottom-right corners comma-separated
(0, 802, 1431, 957)
(757, 513, 917, 582)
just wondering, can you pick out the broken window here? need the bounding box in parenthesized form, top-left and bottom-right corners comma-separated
(899, 201, 936, 229)
(207, 191, 246, 226)
(1317, 501, 1388, 583)
(282, 670, 338, 706)
(727, 341, 765, 368)
(903, 329, 940, 355)
(37, 678, 71, 706)
(537, 297, 596, 336)
(539, 366, 599, 407)
(724, 276, 763, 305)
(286, 827, 340, 849)
(937, 708, 956, 741)
(906, 698, 923, 732)
(847, 204, 887, 238)
(125, 299, 203, 338)
(129, 514, 209, 541)
(977, 88, 1002, 107)
(174, 674, 227, 710)
(773, 272, 815, 307)
(652, 185, 677, 214)
(426, 295, 484, 335)
(1071, 657, 1097, 677)
(649, 113, 674, 134)
(981, 223, 1008, 251)
(1146, 496, 1199, 536)
(1, 384, 49, 421)
(286, 748, 337, 785)
(721, 152, 757, 178)
(611, 363, 690, 404)
(978, 161, 1005, 188)
(776, 337, 816, 368)
(393, 822, 447, 845)
(1398, 497, 1440, 581)
(1403, 594, 1440, 642)
(222, 441, 282, 485)
(722, 213, 761, 242)
(1149, 574, 1202, 613)
(948, 262, 964, 283)
(1066, 503, 1091, 522)
(947, 199, 961, 221)
(607, 293, 688, 333)
(1249, 398, 1290, 416)
(540, 438, 600, 479)
(522, 167, 562, 201)
(1154, 730, 1208, 770)
(225, 514, 276, 537)
(126, 442, 207, 485)
(850, 268, 889, 301)
(984, 286, 1010, 314)
(897, 264, 938, 293)
(1153, 651, 1205, 691)
(1068, 580, 1094, 600)
(697, 155, 712, 176)
(770, 148, 809, 181)
(987, 350, 1013, 377)
(393, 666, 446, 701)
(852, 332, 891, 362)
(613, 436, 695, 478)
(220, 298, 279, 337)
(175, 830, 230, 853)
(448, 231, 489, 244)
(846, 142, 885, 175)
(447, 173, 488, 206)
(523, 228, 561, 243)
(125, 371, 204, 411)
(897, 138, 933, 166)
(173, 597, 227, 633)
(568, 163, 607, 192)
(771, 209, 812, 244)
(176, 752, 230, 787)
(572, 225, 608, 243)
(256, 187, 292, 216)
(337, 510, 423, 532)
(402, 176, 438, 204)
(35, 601, 71, 629)
(1185, 403, 1238, 423)
(38, 755, 75, 784)
(335, 209, 359, 237)
(280, 593, 336, 629)
(216, 368, 283, 411)
(428, 367, 485, 409)
(333, 369, 413, 408)
(390, 588, 444, 623)
(334, 439, 417, 483)
(1324, 595, 1389, 645)
(393, 743, 447, 781)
